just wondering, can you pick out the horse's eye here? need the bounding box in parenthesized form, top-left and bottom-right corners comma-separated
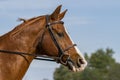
(57, 32, 64, 37)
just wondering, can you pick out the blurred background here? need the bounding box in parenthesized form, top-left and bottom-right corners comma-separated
(0, 0, 120, 80)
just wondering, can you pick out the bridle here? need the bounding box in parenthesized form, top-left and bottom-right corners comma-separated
(0, 15, 76, 65)
(44, 15, 76, 65)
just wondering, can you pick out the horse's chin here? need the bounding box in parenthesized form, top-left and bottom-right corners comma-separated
(67, 61, 85, 72)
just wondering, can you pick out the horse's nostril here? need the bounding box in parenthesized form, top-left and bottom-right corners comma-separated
(77, 58, 82, 67)
(77, 58, 85, 67)
(79, 58, 85, 64)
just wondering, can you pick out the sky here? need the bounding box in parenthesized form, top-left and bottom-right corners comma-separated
(0, 0, 120, 80)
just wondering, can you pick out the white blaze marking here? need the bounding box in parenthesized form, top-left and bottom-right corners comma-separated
(64, 27, 88, 71)
(64, 27, 85, 59)
(65, 28, 87, 71)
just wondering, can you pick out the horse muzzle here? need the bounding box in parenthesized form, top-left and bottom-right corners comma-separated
(66, 58, 87, 72)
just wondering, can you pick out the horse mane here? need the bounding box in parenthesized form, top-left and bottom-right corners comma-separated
(10, 16, 43, 37)
(17, 18, 27, 23)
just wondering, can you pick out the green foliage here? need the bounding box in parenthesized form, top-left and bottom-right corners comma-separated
(54, 65, 81, 80)
(54, 48, 120, 80)
(108, 63, 120, 80)
(89, 48, 115, 69)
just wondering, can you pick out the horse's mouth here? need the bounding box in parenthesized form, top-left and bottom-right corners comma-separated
(67, 60, 86, 72)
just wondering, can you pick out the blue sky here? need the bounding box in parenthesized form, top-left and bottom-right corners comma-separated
(0, 0, 120, 80)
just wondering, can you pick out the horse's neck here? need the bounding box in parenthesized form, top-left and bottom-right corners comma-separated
(0, 53, 33, 80)
(11, 17, 45, 47)
(0, 35, 34, 80)
(0, 16, 46, 80)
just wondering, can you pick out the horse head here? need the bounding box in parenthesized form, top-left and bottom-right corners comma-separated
(36, 5, 87, 72)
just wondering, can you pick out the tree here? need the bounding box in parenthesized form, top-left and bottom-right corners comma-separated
(88, 48, 115, 80)
(107, 63, 120, 80)
(89, 48, 115, 69)
(54, 48, 120, 80)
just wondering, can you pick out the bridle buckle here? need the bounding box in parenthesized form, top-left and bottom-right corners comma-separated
(57, 53, 70, 65)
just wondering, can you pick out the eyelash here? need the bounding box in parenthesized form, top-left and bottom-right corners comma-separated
(57, 32, 64, 37)
(51, 27, 64, 37)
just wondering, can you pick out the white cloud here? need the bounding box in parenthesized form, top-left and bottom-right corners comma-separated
(0, 0, 57, 10)
(63, 0, 120, 10)
(64, 16, 94, 26)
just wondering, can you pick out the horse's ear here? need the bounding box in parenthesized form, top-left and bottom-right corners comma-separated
(58, 9, 67, 20)
(50, 5, 62, 20)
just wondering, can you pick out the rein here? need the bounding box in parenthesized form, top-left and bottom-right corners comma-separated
(0, 49, 56, 62)
(0, 15, 76, 64)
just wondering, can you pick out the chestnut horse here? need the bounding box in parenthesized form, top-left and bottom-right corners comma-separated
(0, 5, 87, 80)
